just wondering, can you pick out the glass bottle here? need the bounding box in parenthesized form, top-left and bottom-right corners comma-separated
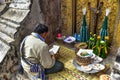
(73, 33, 78, 41)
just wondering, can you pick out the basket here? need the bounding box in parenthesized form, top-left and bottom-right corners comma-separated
(75, 43, 91, 66)
(76, 55, 91, 66)
(74, 42, 87, 52)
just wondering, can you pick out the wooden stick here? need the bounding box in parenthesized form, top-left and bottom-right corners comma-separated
(72, 0, 76, 34)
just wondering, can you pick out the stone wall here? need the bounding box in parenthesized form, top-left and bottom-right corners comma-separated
(61, 0, 72, 36)
(0, 0, 31, 79)
(0, 0, 45, 79)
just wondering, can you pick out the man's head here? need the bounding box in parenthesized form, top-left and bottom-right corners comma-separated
(34, 24, 48, 39)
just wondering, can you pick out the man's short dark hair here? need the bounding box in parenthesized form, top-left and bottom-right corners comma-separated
(34, 24, 48, 34)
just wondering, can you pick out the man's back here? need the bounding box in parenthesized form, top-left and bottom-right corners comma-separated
(21, 33, 55, 73)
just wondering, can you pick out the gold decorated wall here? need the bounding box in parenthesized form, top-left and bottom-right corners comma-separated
(61, 0, 118, 44)
(61, 0, 72, 36)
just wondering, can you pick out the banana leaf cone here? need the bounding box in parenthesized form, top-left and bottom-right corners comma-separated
(80, 15, 89, 42)
(93, 47, 101, 56)
(99, 41, 107, 59)
(105, 36, 110, 54)
(87, 32, 92, 49)
(100, 16, 109, 41)
(87, 33, 96, 49)
(100, 47, 107, 59)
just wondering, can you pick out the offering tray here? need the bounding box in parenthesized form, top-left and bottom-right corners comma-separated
(73, 58, 105, 73)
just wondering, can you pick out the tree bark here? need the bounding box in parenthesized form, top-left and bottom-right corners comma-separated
(40, 0, 61, 44)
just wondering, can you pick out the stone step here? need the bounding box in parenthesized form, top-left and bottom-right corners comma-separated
(0, 16, 19, 25)
(13, 0, 31, 3)
(0, 8, 30, 24)
(0, 17, 20, 29)
(0, 39, 10, 63)
(9, 2, 30, 10)
(0, 31, 14, 44)
(0, 23, 17, 38)
(9, 1, 31, 10)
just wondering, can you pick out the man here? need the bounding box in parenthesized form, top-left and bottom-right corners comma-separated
(20, 24, 64, 80)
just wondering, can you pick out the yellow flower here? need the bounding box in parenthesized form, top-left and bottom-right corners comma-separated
(97, 36, 101, 39)
(93, 34, 96, 37)
(105, 36, 109, 40)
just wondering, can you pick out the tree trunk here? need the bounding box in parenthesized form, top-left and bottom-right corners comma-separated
(40, 0, 61, 44)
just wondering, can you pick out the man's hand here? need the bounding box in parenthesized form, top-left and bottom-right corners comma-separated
(51, 54, 56, 59)
(51, 54, 60, 59)
(55, 54, 59, 59)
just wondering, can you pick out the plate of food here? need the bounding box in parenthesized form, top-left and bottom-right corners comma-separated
(81, 65, 92, 72)
(92, 63, 105, 71)
(73, 59, 101, 73)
